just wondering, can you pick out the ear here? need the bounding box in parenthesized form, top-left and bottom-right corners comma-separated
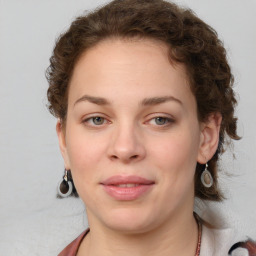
(197, 113, 222, 164)
(56, 119, 71, 169)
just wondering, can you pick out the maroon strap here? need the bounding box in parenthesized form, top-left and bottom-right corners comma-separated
(58, 229, 89, 256)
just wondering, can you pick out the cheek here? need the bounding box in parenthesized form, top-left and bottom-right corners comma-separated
(65, 129, 108, 201)
(65, 126, 109, 176)
(149, 127, 201, 198)
(150, 129, 200, 169)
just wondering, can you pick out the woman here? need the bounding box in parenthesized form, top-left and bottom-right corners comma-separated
(46, 0, 255, 255)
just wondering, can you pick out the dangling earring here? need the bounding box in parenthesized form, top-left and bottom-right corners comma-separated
(201, 163, 213, 188)
(57, 169, 73, 197)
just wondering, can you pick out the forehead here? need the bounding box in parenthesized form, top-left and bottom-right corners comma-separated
(69, 38, 193, 107)
(73, 38, 174, 77)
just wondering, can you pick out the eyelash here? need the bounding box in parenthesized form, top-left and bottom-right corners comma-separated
(82, 116, 109, 126)
(147, 116, 174, 127)
(82, 115, 175, 128)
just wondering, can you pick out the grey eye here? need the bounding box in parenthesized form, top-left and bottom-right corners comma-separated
(155, 117, 167, 125)
(92, 117, 105, 125)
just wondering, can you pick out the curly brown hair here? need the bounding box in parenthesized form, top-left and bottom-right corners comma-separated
(46, 0, 240, 201)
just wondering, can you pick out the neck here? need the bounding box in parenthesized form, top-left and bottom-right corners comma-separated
(78, 211, 199, 256)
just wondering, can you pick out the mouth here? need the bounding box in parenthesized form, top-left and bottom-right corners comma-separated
(100, 175, 155, 201)
(112, 183, 140, 187)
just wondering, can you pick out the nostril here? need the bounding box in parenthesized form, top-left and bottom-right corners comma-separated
(110, 154, 139, 161)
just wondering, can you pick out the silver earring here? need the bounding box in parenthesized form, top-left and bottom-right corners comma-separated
(201, 163, 213, 188)
(57, 169, 73, 197)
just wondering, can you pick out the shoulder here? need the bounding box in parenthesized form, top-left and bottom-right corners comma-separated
(58, 229, 89, 256)
(201, 222, 256, 256)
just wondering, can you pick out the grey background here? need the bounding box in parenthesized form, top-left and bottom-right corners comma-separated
(0, 0, 255, 255)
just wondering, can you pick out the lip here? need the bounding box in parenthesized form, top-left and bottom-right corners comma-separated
(100, 175, 155, 201)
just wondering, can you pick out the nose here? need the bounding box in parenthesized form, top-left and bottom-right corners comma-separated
(107, 124, 146, 163)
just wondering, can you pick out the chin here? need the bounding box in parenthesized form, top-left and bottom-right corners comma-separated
(99, 207, 158, 234)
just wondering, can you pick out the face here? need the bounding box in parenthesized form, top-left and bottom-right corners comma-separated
(57, 38, 216, 234)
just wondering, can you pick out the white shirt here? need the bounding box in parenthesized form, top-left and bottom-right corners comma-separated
(200, 223, 249, 256)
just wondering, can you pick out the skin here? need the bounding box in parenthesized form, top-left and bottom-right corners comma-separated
(57, 38, 221, 256)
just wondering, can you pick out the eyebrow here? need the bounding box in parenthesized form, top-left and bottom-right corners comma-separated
(73, 95, 182, 107)
(141, 96, 182, 106)
(74, 95, 110, 107)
